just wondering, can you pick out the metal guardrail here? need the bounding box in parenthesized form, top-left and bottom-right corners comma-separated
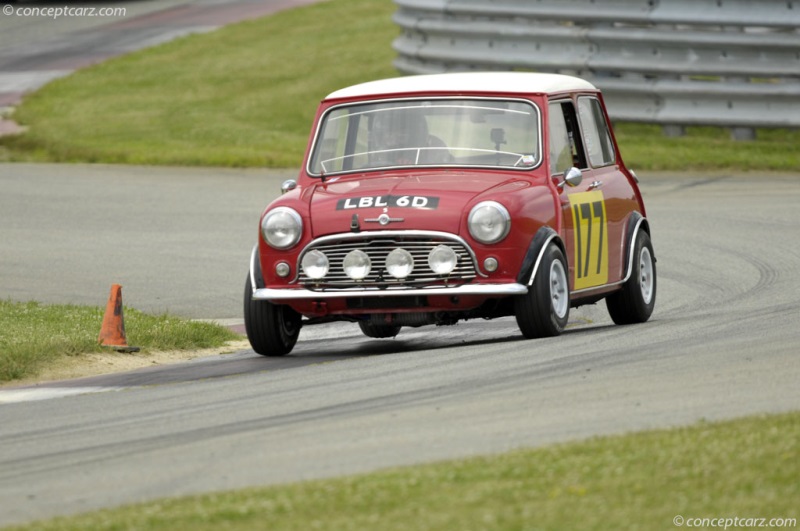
(392, 0, 800, 138)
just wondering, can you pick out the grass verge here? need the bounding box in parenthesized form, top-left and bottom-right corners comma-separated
(10, 411, 798, 530)
(614, 124, 800, 172)
(1, 0, 798, 171)
(0, 300, 240, 383)
(0, 0, 398, 167)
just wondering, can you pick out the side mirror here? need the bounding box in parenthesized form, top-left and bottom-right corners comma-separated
(558, 167, 583, 190)
(281, 179, 298, 194)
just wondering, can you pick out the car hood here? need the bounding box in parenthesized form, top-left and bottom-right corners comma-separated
(307, 171, 521, 238)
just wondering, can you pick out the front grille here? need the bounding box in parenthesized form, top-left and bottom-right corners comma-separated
(297, 233, 478, 290)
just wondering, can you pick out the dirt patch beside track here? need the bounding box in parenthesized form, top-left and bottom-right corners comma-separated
(1, 339, 251, 389)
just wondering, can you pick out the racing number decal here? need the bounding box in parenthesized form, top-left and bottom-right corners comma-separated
(569, 191, 609, 290)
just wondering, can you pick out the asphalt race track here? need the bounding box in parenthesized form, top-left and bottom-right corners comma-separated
(1, 166, 799, 526)
(0, 163, 294, 318)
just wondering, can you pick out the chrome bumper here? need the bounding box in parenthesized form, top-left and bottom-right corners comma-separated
(252, 283, 527, 301)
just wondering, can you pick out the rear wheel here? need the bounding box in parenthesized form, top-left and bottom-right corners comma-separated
(606, 230, 656, 324)
(243, 273, 301, 356)
(358, 321, 402, 338)
(514, 243, 569, 338)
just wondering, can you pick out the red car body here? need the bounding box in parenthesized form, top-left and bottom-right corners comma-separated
(245, 72, 656, 355)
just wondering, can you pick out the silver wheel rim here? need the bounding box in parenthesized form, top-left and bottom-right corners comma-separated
(639, 246, 654, 304)
(550, 259, 569, 319)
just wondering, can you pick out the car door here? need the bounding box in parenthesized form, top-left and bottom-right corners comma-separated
(548, 97, 634, 292)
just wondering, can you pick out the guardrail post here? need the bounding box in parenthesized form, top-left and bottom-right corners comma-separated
(662, 125, 686, 138)
(730, 127, 756, 141)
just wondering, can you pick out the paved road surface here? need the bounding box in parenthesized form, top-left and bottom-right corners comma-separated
(0, 169, 798, 526)
(0, 163, 294, 318)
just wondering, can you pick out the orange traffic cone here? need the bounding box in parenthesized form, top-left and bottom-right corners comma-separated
(98, 284, 140, 353)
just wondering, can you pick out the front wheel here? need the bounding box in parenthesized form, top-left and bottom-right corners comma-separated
(606, 230, 656, 324)
(243, 273, 301, 356)
(514, 243, 570, 338)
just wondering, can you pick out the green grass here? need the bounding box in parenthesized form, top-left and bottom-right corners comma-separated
(614, 123, 800, 172)
(2, 0, 798, 171)
(10, 411, 798, 530)
(0, 0, 399, 168)
(0, 300, 240, 383)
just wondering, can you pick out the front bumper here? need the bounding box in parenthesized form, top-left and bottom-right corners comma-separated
(251, 282, 527, 302)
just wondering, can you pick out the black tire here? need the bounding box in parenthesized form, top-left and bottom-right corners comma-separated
(606, 230, 656, 325)
(243, 273, 301, 356)
(514, 243, 570, 338)
(358, 321, 402, 338)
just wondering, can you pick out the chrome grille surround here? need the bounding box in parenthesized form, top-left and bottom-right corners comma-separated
(294, 230, 485, 290)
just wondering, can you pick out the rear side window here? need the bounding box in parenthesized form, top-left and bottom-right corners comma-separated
(577, 97, 616, 167)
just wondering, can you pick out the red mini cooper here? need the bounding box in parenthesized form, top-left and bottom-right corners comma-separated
(244, 72, 656, 355)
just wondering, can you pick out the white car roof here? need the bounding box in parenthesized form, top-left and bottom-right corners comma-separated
(326, 72, 598, 100)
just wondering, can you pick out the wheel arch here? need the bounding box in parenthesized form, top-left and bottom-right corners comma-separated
(516, 226, 567, 287)
(622, 212, 655, 283)
(249, 244, 264, 291)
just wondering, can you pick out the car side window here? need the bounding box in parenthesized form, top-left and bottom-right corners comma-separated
(548, 103, 570, 175)
(578, 97, 616, 167)
(548, 101, 586, 175)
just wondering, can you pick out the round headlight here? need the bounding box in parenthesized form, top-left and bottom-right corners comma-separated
(386, 248, 414, 279)
(343, 250, 371, 280)
(302, 250, 329, 279)
(428, 244, 457, 275)
(468, 201, 510, 244)
(261, 207, 302, 250)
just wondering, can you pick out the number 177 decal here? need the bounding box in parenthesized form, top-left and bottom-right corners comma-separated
(569, 190, 609, 290)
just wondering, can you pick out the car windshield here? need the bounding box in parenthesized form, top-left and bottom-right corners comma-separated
(308, 98, 541, 176)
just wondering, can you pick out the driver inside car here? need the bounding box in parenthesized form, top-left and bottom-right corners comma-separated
(369, 110, 451, 166)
